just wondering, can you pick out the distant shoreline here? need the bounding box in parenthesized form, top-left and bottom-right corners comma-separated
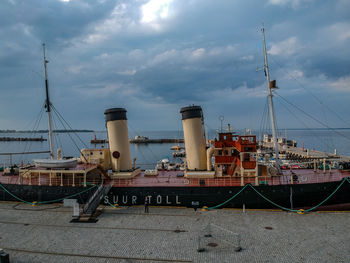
(0, 128, 349, 134)
(0, 130, 94, 133)
(275, 128, 350, 131)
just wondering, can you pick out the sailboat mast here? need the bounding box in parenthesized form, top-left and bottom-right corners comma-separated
(261, 25, 281, 171)
(42, 43, 54, 159)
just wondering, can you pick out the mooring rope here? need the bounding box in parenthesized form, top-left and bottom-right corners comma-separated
(0, 183, 97, 206)
(207, 177, 350, 213)
(1, 177, 349, 213)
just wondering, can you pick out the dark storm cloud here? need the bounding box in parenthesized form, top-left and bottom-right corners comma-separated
(0, 0, 116, 46)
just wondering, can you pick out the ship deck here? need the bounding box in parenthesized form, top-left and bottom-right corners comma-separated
(1, 164, 350, 188)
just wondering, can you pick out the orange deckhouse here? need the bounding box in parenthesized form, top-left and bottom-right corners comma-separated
(213, 130, 257, 177)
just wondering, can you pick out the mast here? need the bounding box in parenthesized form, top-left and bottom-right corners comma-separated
(261, 24, 281, 172)
(42, 43, 54, 159)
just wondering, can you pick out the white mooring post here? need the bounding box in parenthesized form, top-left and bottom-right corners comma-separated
(314, 159, 316, 172)
(240, 153, 244, 186)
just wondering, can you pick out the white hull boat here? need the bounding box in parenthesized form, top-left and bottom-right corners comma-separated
(34, 159, 77, 169)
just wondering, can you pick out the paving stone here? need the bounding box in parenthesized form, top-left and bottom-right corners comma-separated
(0, 202, 348, 262)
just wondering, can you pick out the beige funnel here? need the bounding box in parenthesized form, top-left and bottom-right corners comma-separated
(180, 106, 207, 170)
(104, 108, 132, 171)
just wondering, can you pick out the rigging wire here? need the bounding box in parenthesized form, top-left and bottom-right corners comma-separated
(51, 114, 64, 156)
(50, 104, 88, 149)
(270, 56, 335, 151)
(275, 92, 350, 142)
(275, 95, 334, 151)
(19, 104, 46, 164)
(258, 97, 269, 141)
(50, 106, 84, 156)
(269, 56, 350, 128)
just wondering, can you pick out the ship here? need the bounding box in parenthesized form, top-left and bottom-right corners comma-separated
(0, 27, 350, 215)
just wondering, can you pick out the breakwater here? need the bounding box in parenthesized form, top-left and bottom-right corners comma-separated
(0, 137, 46, 142)
(130, 138, 184, 144)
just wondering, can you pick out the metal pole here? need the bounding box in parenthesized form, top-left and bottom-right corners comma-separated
(43, 43, 54, 159)
(262, 24, 281, 173)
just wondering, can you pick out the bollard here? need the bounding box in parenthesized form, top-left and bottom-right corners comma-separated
(0, 249, 9, 263)
(204, 224, 212, 237)
(313, 159, 316, 172)
(73, 202, 80, 217)
(234, 234, 242, 252)
(197, 236, 206, 252)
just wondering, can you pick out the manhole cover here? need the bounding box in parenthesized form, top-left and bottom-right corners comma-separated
(207, 242, 218, 247)
(265, 226, 273, 230)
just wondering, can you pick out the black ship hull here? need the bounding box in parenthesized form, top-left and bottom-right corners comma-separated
(1, 181, 349, 211)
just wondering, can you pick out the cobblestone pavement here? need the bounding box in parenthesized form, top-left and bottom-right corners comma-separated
(0, 202, 349, 262)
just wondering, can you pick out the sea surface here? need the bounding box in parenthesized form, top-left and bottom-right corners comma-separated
(1, 129, 350, 169)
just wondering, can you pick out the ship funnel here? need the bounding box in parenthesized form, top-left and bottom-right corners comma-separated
(180, 105, 207, 170)
(104, 108, 132, 171)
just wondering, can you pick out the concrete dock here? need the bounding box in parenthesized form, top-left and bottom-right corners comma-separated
(0, 202, 349, 262)
(263, 141, 350, 161)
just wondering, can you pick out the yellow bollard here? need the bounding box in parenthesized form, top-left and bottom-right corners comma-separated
(201, 206, 208, 212)
(297, 209, 304, 215)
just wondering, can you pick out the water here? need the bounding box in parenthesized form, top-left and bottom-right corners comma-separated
(1, 129, 350, 168)
(0, 130, 183, 169)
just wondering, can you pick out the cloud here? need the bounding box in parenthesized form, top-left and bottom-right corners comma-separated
(0, 0, 350, 130)
(268, 36, 300, 56)
(73, 83, 139, 98)
(141, 0, 173, 28)
(329, 75, 350, 92)
(323, 22, 350, 42)
(67, 65, 83, 74)
(83, 3, 127, 44)
(208, 83, 267, 100)
(267, 0, 314, 8)
(191, 48, 205, 59)
(118, 69, 137, 76)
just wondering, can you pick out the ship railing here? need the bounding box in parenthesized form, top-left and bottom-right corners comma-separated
(185, 175, 299, 187)
(1, 174, 102, 187)
(0, 151, 51, 167)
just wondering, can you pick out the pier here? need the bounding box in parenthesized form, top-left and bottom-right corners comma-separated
(0, 137, 46, 142)
(262, 141, 350, 162)
(90, 138, 184, 144)
(90, 139, 107, 144)
(130, 138, 184, 144)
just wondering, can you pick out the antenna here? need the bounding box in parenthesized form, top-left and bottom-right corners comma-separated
(219, 116, 224, 132)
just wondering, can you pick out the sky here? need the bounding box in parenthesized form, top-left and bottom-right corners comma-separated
(0, 0, 350, 132)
